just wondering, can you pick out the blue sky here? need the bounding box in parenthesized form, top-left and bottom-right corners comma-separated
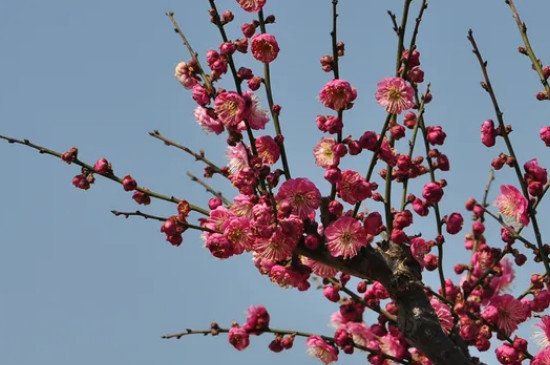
(1, 1, 550, 364)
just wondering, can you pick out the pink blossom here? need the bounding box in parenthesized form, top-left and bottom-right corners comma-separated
(243, 91, 269, 130)
(482, 294, 528, 335)
(495, 343, 520, 365)
(430, 298, 453, 334)
(532, 348, 550, 365)
(255, 135, 280, 165)
(193, 106, 224, 134)
(276, 178, 321, 219)
(206, 50, 228, 77)
(410, 237, 432, 265)
(302, 257, 338, 278)
(379, 333, 408, 361)
(244, 305, 270, 334)
(191, 84, 210, 106)
(226, 144, 250, 173)
(214, 91, 247, 128)
(174, 61, 199, 89)
(205, 233, 234, 259)
(489, 258, 514, 295)
(319, 79, 357, 111)
(251, 33, 279, 63)
(223, 217, 254, 254)
(306, 335, 338, 365)
(228, 326, 250, 351)
(481, 119, 497, 147)
(204, 206, 234, 234)
(495, 185, 529, 226)
(325, 216, 369, 259)
(236, 0, 266, 13)
(231, 194, 256, 218)
(344, 322, 374, 347)
(313, 137, 337, 168)
(336, 170, 372, 204)
(375, 77, 414, 114)
(254, 215, 303, 261)
(533, 315, 550, 348)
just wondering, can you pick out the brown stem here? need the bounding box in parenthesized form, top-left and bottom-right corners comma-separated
(149, 130, 227, 177)
(186, 171, 231, 206)
(0, 134, 209, 216)
(468, 30, 550, 279)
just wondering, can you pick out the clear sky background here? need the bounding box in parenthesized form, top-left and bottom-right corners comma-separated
(1, 1, 550, 364)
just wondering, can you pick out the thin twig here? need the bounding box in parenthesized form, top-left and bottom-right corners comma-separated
(186, 171, 231, 206)
(111, 210, 219, 233)
(504, 0, 550, 98)
(0, 134, 209, 216)
(162, 324, 410, 364)
(165, 11, 214, 93)
(468, 30, 550, 279)
(149, 130, 227, 177)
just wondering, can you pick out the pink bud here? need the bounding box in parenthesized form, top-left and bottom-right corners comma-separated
(323, 285, 340, 302)
(72, 174, 90, 190)
(122, 175, 137, 191)
(422, 182, 444, 203)
(445, 213, 464, 234)
(481, 119, 497, 147)
(540, 126, 550, 146)
(208, 197, 223, 210)
(132, 190, 151, 205)
(241, 22, 257, 37)
(93, 157, 112, 175)
(426, 126, 446, 145)
(61, 147, 78, 164)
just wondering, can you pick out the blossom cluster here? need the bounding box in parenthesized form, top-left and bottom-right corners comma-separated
(50, 0, 550, 364)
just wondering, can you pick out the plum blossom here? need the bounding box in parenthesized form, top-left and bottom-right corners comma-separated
(193, 106, 224, 134)
(533, 315, 550, 348)
(319, 79, 357, 111)
(236, 0, 266, 12)
(325, 216, 369, 258)
(375, 77, 414, 114)
(336, 170, 372, 204)
(313, 137, 337, 168)
(306, 335, 338, 364)
(301, 257, 338, 278)
(226, 144, 250, 173)
(251, 33, 279, 63)
(243, 91, 269, 130)
(254, 215, 304, 261)
(430, 298, 453, 334)
(255, 135, 280, 164)
(495, 185, 529, 226)
(228, 326, 250, 350)
(482, 294, 528, 335)
(532, 348, 550, 365)
(276, 178, 321, 219)
(223, 217, 254, 254)
(215, 91, 247, 128)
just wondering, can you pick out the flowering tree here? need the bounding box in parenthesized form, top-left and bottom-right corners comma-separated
(3, 0, 550, 364)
